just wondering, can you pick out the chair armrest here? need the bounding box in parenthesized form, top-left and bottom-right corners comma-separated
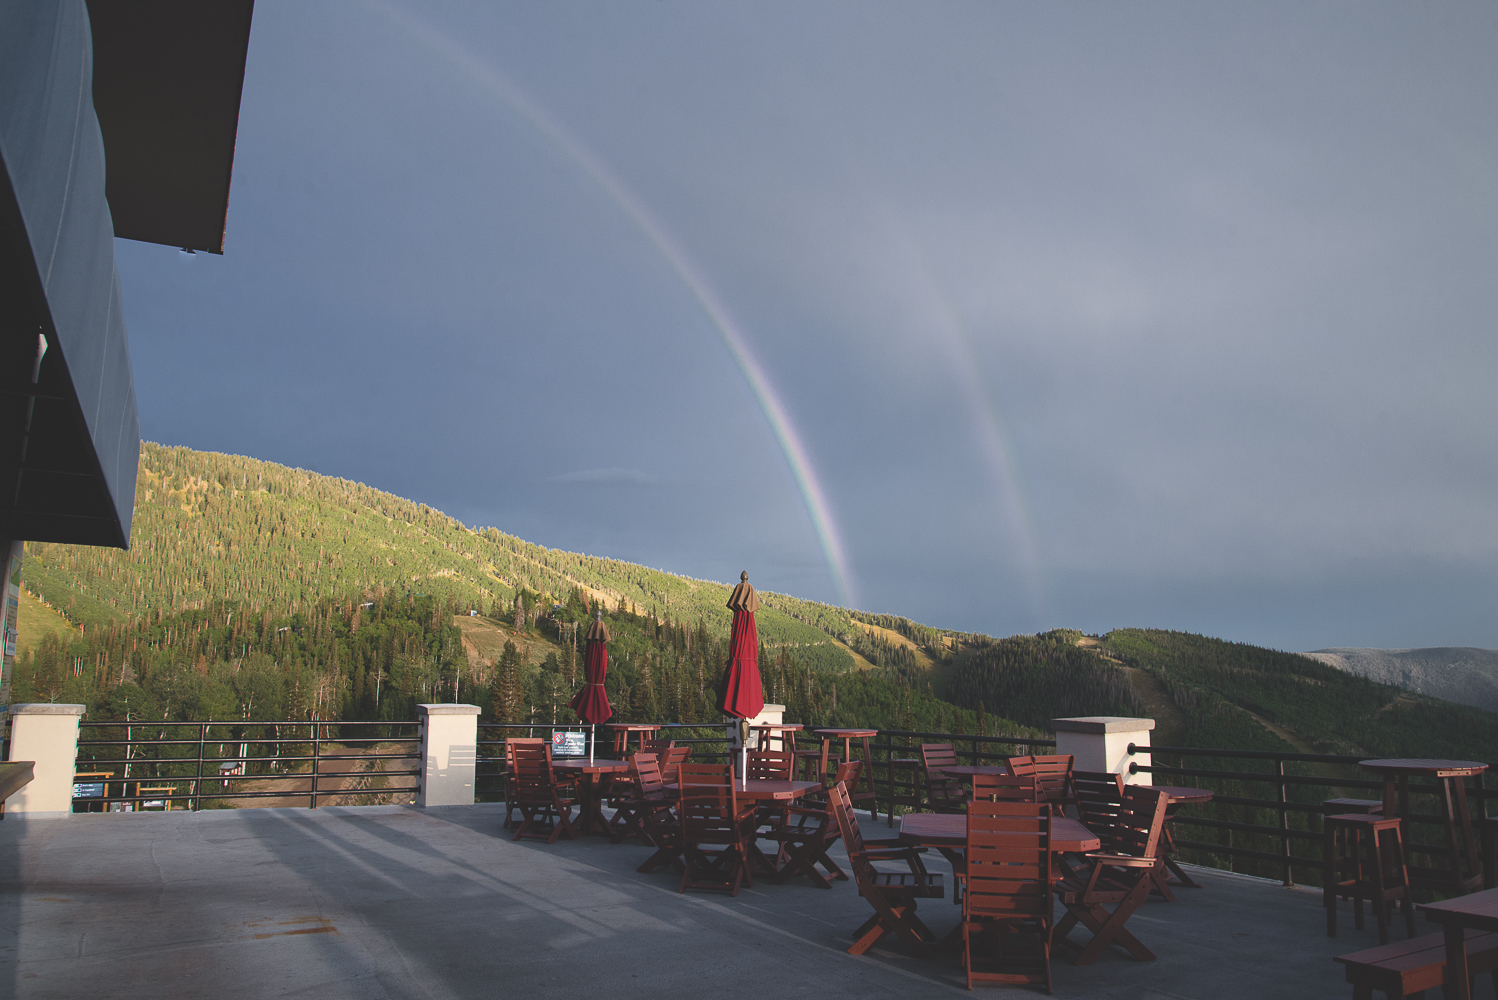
(852, 847, 928, 863)
(862, 837, 916, 848)
(1083, 852, 1155, 868)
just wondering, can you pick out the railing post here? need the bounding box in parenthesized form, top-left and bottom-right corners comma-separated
(1277, 757, 1293, 886)
(193, 722, 205, 812)
(310, 721, 320, 809)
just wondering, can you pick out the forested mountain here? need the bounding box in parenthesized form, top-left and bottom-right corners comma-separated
(12, 443, 1495, 767)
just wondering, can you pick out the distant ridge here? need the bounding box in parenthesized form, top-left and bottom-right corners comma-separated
(1303, 647, 1498, 713)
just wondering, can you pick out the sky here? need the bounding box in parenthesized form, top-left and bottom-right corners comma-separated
(113, 2, 1498, 652)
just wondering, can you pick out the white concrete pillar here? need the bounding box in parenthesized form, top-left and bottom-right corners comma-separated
(416, 704, 480, 807)
(5, 703, 85, 817)
(1051, 716, 1154, 785)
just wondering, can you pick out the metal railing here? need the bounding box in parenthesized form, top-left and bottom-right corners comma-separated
(65, 716, 1497, 890)
(73, 720, 420, 811)
(1127, 742, 1493, 888)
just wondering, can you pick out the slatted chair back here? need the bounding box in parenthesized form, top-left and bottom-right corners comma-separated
(829, 780, 868, 865)
(1008, 754, 1077, 810)
(629, 752, 667, 798)
(747, 749, 795, 781)
(641, 738, 675, 758)
(920, 742, 966, 810)
(512, 742, 559, 805)
(1112, 784, 1169, 860)
(828, 780, 945, 956)
(677, 762, 730, 787)
(971, 772, 1039, 803)
(1073, 771, 1127, 851)
(964, 799, 1053, 990)
(659, 746, 691, 783)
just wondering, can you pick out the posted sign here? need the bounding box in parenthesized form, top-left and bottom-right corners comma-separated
(552, 731, 587, 757)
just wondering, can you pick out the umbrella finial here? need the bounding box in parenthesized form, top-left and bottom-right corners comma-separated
(741, 570, 748, 582)
(595, 607, 603, 621)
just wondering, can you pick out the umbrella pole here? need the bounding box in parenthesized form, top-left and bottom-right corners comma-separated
(589, 724, 595, 764)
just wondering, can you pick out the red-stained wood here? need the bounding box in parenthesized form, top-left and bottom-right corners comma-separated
(964, 800, 1053, 992)
(830, 781, 944, 958)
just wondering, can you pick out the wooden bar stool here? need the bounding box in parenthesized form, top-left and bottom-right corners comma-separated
(607, 724, 662, 757)
(1324, 797, 1384, 815)
(1324, 813, 1416, 945)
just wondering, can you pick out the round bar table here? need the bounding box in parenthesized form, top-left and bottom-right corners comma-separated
(606, 723, 663, 757)
(1360, 758, 1488, 896)
(551, 758, 633, 836)
(749, 722, 803, 753)
(815, 728, 881, 820)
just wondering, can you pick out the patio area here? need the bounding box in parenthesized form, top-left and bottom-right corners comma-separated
(0, 803, 1386, 999)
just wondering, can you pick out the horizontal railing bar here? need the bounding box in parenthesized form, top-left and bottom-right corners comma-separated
(1172, 839, 1323, 869)
(1172, 815, 1323, 843)
(1131, 763, 1386, 790)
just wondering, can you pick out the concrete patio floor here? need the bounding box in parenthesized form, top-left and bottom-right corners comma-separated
(0, 804, 1398, 998)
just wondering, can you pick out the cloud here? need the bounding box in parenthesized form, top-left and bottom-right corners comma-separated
(546, 468, 658, 486)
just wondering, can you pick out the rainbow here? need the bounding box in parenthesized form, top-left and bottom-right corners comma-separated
(377, 3, 857, 606)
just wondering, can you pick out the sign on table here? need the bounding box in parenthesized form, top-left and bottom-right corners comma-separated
(552, 731, 588, 757)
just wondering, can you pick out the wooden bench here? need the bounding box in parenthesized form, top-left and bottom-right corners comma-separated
(1334, 929, 1498, 999)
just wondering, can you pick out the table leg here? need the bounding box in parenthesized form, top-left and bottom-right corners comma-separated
(1383, 775, 1397, 820)
(1454, 777, 1482, 886)
(1444, 921, 1473, 1000)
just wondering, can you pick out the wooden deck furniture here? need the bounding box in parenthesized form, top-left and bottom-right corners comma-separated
(1073, 771, 1175, 900)
(921, 743, 967, 814)
(658, 745, 691, 785)
(898, 813, 1100, 868)
(768, 760, 861, 888)
(607, 723, 663, 756)
(1326, 797, 1384, 815)
(1053, 785, 1169, 966)
(502, 738, 546, 830)
(511, 742, 578, 844)
(963, 800, 1054, 993)
(1008, 754, 1076, 814)
(749, 723, 803, 753)
(677, 767, 758, 897)
(1141, 784, 1215, 890)
(746, 749, 796, 781)
(551, 758, 631, 836)
(1418, 886, 1498, 1000)
(816, 728, 880, 820)
(830, 781, 944, 957)
(1486, 816, 1498, 890)
(611, 753, 673, 845)
(1361, 758, 1488, 897)
(971, 773, 1039, 803)
(884, 756, 923, 827)
(1335, 930, 1498, 1000)
(1324, 813, 1415, 945)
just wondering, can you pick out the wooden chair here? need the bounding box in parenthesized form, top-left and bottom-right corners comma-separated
(1008, 755, 1077, 814)
(746, 749, 796, 781)
(790, 732, 826, 782)
(511, 742, 578, 844)
(678, 779, 758, 897)
(611, 753, 674, 846)
(502, 737, 548, 830)
(769, 760, 861, 888)
(641, 738, 675, 757)
(964, 799, 1054, 992)
(972, 773, 1039, 803)
(829, 781, 944, 957)
(1324, 813, 1416, 946)
(658, 746, 691, 785)
(921, 743, 967, 814)
(1053, 785, 1169, 965)
(1072, 770, 1172, 899)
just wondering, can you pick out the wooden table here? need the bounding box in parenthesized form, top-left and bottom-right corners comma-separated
(1361, 758, 1487, 895)
(731, 778, 823, 802)
(1142, 785, 1215, 890)
(1418, 887, 1498, 1000)
(606, 724, 662, 756)
(749, 723, 803, 753)
(814, 728, 880, 817)
(552, 758, 633, 836)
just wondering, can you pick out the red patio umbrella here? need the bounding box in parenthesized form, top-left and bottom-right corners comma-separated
(569, 609, 612, 759)
(721, 572, 763, 777)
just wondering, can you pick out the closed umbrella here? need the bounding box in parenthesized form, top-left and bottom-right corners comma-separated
(720, 571, 763, 779)
(569, 608, 612, 762)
